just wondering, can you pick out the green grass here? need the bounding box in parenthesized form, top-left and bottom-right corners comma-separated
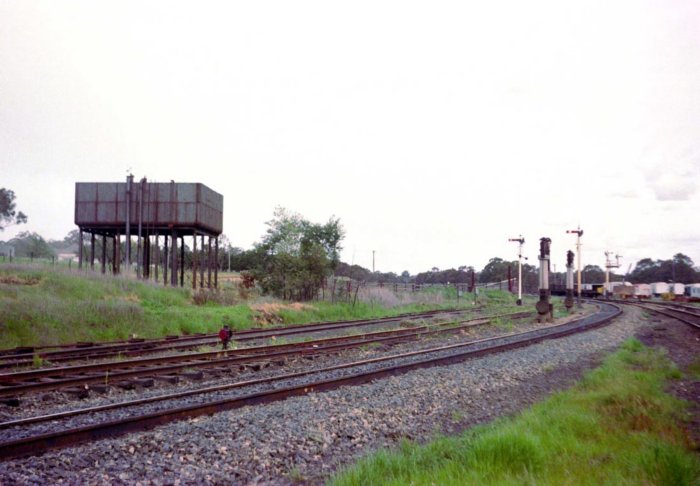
(489, 316, 515, 331)
(275, 301, 442, 326)
(330, 339, 700, 485)
(0, 265, 253, 347)
(0, 264, 527, 348)
(688, 357, 700, 380)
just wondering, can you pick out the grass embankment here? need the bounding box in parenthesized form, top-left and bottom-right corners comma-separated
(0, 265, 252, 347)
(0, 265, 526, 348)
(331, 339, 700, 485)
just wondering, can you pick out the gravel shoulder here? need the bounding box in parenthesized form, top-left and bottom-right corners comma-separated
(2, 303, 695, 485)
(0, 309, 551, 421)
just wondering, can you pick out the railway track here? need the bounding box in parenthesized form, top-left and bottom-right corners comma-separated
(0, 311, 531, 397)
(0, 302, 620, 460)
(624, 301, 700, 330)
(0, 308, 480, 369)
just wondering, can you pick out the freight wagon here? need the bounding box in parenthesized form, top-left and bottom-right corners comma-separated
(650, 282, 670, 297)
(685, 284, 700, 302)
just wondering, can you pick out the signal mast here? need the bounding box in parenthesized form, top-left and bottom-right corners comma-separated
(604, 251, 622, 299)
(508, 236, 525, 305)
(566, 227, 583, 306)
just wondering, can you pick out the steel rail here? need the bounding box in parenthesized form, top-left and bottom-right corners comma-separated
(0, 303, 620, 459)
(0, 312, 501, 383)
(0, 312, 530, 396)
(0, 308, 476, 366)
(628, 302, 700, 330)
(0, 315, 529, 430)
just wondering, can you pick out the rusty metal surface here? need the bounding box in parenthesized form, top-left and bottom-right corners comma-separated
(75, 182, 223, 235)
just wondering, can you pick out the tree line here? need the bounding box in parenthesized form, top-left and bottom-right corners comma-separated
(2, 186, 699, 299)
(3, 231, 699, 289)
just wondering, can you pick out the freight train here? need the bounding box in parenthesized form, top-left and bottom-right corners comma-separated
(550, 283, 603, 298)
(551, 282, 700, 301)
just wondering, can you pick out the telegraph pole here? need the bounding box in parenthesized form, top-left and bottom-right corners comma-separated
(508, 236, 525, 305)
(372, 250, 375, 273)
(566, 227, 583, 307)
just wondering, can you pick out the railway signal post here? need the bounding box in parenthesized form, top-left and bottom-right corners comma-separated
(604, 251, 622, 299)
(536, 237, 553, 322)
(508, 236, 525, 305)
(566, 227, 584, 307)
(565, 250, 575, 311)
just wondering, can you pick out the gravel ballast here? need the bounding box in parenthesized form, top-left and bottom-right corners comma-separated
(0, 304, 685, 485)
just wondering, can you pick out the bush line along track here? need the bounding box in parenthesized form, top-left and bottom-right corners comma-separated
(0, 302, 621, 460)
(0, 311, 531, 397)
(0, 308, 480, 368)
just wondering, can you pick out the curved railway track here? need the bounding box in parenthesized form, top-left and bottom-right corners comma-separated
(0, 302, 620, 460)
(619, 300, 700, 330)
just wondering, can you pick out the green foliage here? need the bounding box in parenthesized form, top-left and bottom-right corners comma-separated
(476, 258, 540, 293)
(0, 263, 485, 348)
(32, 353, 44, 368)
(251, 207, 344, 300)
(414, 267, 473, 285)
(0, 187, 28, 230)
(489, 316, 514, 331)
(478, 257, 510, 284)
(629, 254, 699, 284)
(331, 340, 700, 485)
(688, 358, 700, 379)
(582, 264, 606, 283)
(0, 265, 252, 347)
(334, 262, 404, 284)
(287, 466, 305, 483)
(8, 231, 55, 258)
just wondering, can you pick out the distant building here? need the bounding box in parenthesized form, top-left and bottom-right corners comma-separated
(52, 244, 78, 262)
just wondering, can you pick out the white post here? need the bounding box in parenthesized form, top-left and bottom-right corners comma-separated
(517, 239, 523, 304)
(605, 251, 610, 299)
(508, 236, 525, 306)
(576, 231, 582, 306)
(567, 227, 583, 307)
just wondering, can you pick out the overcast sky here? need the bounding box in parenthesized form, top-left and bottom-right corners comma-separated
(2, 1, 699, 275)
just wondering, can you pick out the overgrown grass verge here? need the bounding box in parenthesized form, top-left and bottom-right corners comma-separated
(330, 339, 700, 485)
(0, 265, 252, 347)
(0, 265, 530, 348)
(271, 289, 529, 327)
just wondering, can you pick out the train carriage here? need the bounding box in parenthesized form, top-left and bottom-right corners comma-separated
(685, 284, 700, 302)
